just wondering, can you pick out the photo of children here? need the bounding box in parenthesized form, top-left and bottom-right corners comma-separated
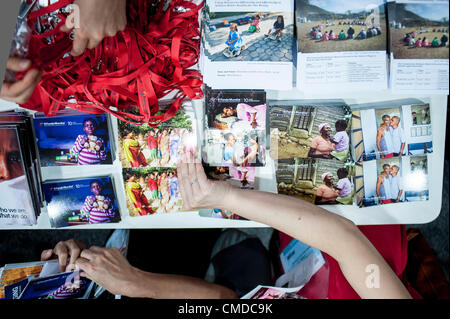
(351, 104, 433, 162)
(296, 0, 386, 53)
(43, 177, 120, 228)
(276, 158, 354, 205)
(203, 129, 266, 167)
(388, 1, 449, 59)
(34, 113, 112, 167)
(118, 110, 196, 168)
(355, 155, 429, 207)
(270, 104, 351, 161)
(203, 8, 294, 61)
(123, 167, 183, 216)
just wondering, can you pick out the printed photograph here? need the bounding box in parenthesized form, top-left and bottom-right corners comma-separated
(276, 158, 354, 205)
(34, 114, 112, 167)
(205, 89, 266, 131)
(43, 177, 120, 228)
(355, 155, 429, 207)
(118, 110, 196, 168)
(249, 287, 303, 299)
(296, 0, 387, 53)
(123, 167, 183, 216)
(270, 104, 351, 161)
(351, 104, 433, 162)
(202, 7, 294, 61)
(0, 127, 35, 226)
(203, 129, 266, 167)
(388, 2, 449, 59)
(199, 165, 255, 220)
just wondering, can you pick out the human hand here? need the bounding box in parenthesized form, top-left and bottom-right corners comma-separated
(40, 239, 88, 272)
(0, 58, 41, 104)
(61, 0, 127, 56)
(75, 246, 142, 297)
(177, 151, 234, 210)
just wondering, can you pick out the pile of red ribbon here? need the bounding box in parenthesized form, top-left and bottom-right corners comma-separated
(20, 0, 203, 126)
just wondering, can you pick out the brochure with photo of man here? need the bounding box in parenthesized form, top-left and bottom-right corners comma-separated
(201, 0, 295, 90)
(269, 101, 352, 162)
(295, 0, 388, 93)
(387, 0, 449, 94)
(33, 110, 114, 167)
(198, 165, 255, 220)
(203, 88, 267, 167)
(355, 154, 430, 207)
(351, 102, 432, 162)
(122, 167, 183, 216)
(42, 176, 121, 228)
(0, 111, 43, 227)
(276, 158, 354, 205)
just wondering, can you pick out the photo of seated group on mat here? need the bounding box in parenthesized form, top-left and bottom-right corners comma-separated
(296, 0, 386, 53)
(270, 103, 351, 162)
(118, 107, 197, 168)
(355, 155, 429, 208)
(351, 103, 432, 162)
(122, 167, 183, 216)
(276, 158, 354, 205)
(388, 1, 449, 59)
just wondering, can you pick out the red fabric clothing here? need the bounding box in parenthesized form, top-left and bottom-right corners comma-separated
(384, 153, 394, 158)
(279, 225, 422, 299)
(129, 146, 147, 167)
(147, 178, 158, 191)
(147, 135, 158, 149)
(131, 188, 153, 216)
(382, 199, 393, 204)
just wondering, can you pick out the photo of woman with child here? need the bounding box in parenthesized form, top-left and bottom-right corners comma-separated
(308, 120, 349, 161)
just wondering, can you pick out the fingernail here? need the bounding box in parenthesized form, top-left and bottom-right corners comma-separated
(19, 60, 31, 69)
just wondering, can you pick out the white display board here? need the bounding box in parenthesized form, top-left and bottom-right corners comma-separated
(0, 91, 447, 229)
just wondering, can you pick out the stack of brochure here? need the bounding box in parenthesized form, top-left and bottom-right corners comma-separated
(0, 111, 43, 227)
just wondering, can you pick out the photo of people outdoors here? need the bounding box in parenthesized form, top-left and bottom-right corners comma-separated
(388, 1, 449, 59)
(270, 104, 351, 161)
(123, 167, 183, 216)
(34, 114, 112, 167)
(203, 129, 266, 167)
(356, 155, 429, 207)
(296, 0, 386, 53)
(206, 89, 266, 130)
(352, 104, 433, 162)
(202, 7, 294, 61)
(43, 177, 120, 228)
(277, 158, 354, 205)
(118, 111, 196, 168)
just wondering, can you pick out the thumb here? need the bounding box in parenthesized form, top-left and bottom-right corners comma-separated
(60, 23, 72, 33)
(40, 249, 53, 261)
(6, 57, 31, 72)
(75, 257, 93, 275)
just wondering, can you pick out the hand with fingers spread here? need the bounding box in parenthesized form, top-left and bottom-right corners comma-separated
(0, 57, 41, 104)
(75, 246, 142, 297)
(41, 239, 88, 272)
(61, 0, 127, 56)
(176, 152, 234, 211)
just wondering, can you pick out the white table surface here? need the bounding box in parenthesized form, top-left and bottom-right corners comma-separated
(0, 91, 447, 229)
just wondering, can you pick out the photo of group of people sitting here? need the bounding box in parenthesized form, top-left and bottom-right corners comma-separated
(402, 30, 448, 48)
(124, 168, 181, 216)
(309, 23, 382, 42)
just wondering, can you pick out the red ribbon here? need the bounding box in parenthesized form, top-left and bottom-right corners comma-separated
(20, 0, 204, 125)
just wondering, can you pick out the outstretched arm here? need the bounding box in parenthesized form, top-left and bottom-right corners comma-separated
(177, 153, 411, 299)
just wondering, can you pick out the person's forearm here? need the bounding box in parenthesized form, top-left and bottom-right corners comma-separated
(218, 189, 411, 299)
(129, 269, 238, 299)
